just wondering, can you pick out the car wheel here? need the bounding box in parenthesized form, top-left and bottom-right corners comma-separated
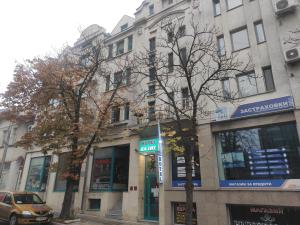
(9, 214, 18, 225)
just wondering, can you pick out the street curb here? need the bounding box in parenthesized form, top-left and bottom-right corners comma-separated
(78, 214, 158, 225)
(52, 218, 81, 224)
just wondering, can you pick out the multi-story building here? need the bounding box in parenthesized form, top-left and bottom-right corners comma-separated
(0, 114, 30, 191)
(18, 0, 300, 224)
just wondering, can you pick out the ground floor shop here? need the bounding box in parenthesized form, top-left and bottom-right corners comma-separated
(18, 96, 300, 225)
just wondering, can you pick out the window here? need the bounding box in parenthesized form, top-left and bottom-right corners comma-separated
(217, 35, 225, 56)
(149, 4, 154, 15)
(121, 23, 128, 32)
(54, 153, 79, 191)
(128, 35, 133, 51)
(125, 68, 131, 85)
(237, 72, 257, 97)
(148, 101, 156, 121)
(2, 130, 7, 146)
(111, 106, 121, 123)
(221, 78, 231, 99)
(105, 75, 110, 91)
(181, 87, 190, 109)
(0, 162, 10, 190)
(116, 40, 124, 55)
(166, 92, 174, 118)
(114, 71, 123, 88)
(173, 202, 197, 225)
(108, 44, 113, 59)
(149, 53, 156, 66)
(90, 146, 129, 191)
(25, 156, 51, 192)
(178, 25, 186, 38)
(171, 142, 201, 187)
(168, 53, 174, 72)
(124, 103, 130, 120)
(149, 67, 156, 81)
(89, 199, 101, 210)
(254, 21, 266, 43)
(168, 0, 173, 4)
(229, 205, 300, 225)
(179, 47, 187, 66)
(148, 85, 156, 96)
(226, 0, 242, 10)
(216, 123, 300, 185)
(213, 0, 221, 16)
(231, 27, 250, 51)
(263, 66, 275, 92)
(168, 31, 174, 43)
(14, 193, 43, 204)
(149, 37, 156, 52)
(3, 194, 12, 205)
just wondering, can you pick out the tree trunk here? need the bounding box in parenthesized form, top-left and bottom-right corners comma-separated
(185, 139, 195, 225)
(59, 178, 75, 219)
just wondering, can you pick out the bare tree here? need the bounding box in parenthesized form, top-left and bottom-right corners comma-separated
(132, 13, 248, 225)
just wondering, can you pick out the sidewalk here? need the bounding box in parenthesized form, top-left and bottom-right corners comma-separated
(53, 213, 159, 225)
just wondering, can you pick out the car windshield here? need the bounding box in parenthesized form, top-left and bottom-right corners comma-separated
(13, 194, 43, 204)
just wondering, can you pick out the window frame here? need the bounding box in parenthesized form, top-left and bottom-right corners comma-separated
(116, 40, 125, 56)
(217, 35, 226, 56)
(124, 103, 130, 121)
(108, 44, 113, 59)
(111, 106, 121, 123)
(262, 66, 275, 92)
(149, 37, 156, 52)
(213, 0, 221, 16)
(254, 21, 266, 44)
(179, 47, 187, 66)
(236, 71, 258, 98)
(148, 101, 156, 121)
(230, 26, 250, 52)
(105, 75, 110, 92)
(127, 35, 133, 51)
(221, 78, 231, 100)
(226, 0, 243, 11)
(149, 4, 154, 15)
(25, 156, 51, 192)
(178, 25, 186, 38)
(216, 123, 300, 184)
(168, 52, 174, 72)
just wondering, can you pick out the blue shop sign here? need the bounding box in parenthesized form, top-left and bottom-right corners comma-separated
(231, 96, 294, 119)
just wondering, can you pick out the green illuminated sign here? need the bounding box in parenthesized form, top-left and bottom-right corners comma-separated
(139, 138, 159, 154)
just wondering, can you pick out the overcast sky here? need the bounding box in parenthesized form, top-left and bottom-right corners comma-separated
(0, 0, 142, 93)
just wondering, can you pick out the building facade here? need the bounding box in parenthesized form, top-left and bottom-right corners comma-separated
(0, 116, 29, 192)
(18, 0, 300, 225)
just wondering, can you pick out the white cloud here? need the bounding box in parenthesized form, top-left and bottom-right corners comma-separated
(0, 0, 142, 93)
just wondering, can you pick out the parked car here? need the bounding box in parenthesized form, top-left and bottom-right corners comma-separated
(0, 191, 53, 225)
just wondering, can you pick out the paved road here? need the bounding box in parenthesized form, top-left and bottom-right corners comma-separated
(0, 220, 107, 225)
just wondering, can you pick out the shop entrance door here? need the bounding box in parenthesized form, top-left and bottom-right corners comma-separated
(144, 155, 159, 221)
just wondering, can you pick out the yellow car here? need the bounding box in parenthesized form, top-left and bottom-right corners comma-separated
(0, 191, 53, 225)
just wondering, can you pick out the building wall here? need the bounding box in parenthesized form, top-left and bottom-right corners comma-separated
(0, 120, 28, 191)
(16, 0, 300, 224)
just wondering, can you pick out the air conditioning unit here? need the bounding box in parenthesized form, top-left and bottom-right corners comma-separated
(273, 0, 298, 15)
(284, 46, 300, 64)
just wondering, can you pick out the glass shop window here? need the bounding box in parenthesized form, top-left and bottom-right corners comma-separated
(54, 152, 79, 191)
(216, 123, 300, 181)
(25, 156, 51, 192)
(90, 146, 129, 191)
